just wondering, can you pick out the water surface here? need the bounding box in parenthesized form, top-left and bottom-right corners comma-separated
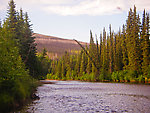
(21, 81, 150, 113)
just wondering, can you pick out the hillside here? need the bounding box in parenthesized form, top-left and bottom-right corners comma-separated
(33, 33, 88, 59)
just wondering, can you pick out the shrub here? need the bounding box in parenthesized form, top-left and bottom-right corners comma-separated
(137, 75, 145, 83)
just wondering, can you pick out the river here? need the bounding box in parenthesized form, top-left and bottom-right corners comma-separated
(21, 80, 150, 113)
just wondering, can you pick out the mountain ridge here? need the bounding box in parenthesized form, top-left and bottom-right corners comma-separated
(33, 33, 89, 59)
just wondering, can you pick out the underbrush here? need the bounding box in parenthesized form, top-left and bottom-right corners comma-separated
(0, 77, 38, 113)
(46, 70, 150, 84)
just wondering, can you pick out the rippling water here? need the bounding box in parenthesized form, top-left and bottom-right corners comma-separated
(21, 81, 150, 113)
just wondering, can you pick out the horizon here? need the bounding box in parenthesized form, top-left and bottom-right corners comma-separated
(0, 0, 150, 42)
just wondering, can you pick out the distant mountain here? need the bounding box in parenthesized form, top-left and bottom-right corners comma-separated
(33, 33, 88, 59)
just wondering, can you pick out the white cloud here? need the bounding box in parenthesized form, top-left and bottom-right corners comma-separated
(0, 0, 150, 16)
(42, 0, 150, 16)
(134, 0, 150, 10)
(43, 0, 123, 16)
(38, 0, 74, 5)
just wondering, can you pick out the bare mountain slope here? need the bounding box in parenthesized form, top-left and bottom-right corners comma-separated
(33, 33, 88, 58)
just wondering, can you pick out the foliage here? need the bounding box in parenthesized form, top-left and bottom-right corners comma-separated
(36, 49, 51, 79)
(0, 28, 37, 112)
(46, 6, 150, 83)
(0, 0, 40, 112)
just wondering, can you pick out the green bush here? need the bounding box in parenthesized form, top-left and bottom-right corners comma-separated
(0, 77, 36, 113)
(147, 65, 150, 79)
(80, 73, 95, 82)
(0, 92, 14, 113)
(111, 72, 119, 82)
(137, 75, 145, 83)
(124, 70, 138, 82)
(99, 73, 105, 81)
(111, 71, 126, 82)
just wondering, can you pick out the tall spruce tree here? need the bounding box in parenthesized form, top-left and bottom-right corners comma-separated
(126, 6, 141, 73)
(86, 31, 94, 74)
(101, 28, 107, 70)
(113, 34, 117, 71)
(121, 24, 128, 69)
(61, 56, 66, 79)
(108, 25, 114, 73)
(99, 33, 103, 68)
(115, 29, 123, 71)
(6, 0, 17, 31)
(141, 11, 150, 76)
(80, 51, 86, 75)
(96, 36, 100, 70)
(23, 12, 38, 77)
(87, 56, 92, 74)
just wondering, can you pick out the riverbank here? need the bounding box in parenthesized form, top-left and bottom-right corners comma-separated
(46, 78, 150, 85)
(47, 70, 150, 84)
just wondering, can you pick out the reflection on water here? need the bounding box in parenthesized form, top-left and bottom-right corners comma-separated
(21, 81, 150, 113)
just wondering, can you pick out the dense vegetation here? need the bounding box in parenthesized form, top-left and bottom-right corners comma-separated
(0, 0, 48, 112)
(47, 6, 150, 83)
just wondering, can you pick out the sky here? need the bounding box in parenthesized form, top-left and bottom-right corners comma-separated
(0, 0, 150, 42)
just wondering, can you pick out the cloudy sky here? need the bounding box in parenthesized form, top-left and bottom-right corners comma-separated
(0, 0, 150, 42)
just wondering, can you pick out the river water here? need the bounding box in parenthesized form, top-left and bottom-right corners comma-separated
(21, 81, 150, 113)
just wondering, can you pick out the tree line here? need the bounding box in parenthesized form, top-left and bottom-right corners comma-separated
(0, 0, 48, 112)
(47, 6, 150, 83)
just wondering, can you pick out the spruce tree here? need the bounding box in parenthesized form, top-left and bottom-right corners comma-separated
(7, 0, 17, 31)
(23, 12, 38, 77)
(108, 25, 114, 73)
(141, 11, 150, 76)
(96, 37, 100, 70)
(113, 34, 117, 71)
(102, 28, 107, 69)
(61, 57, 66, 79)
(99, 33, 103, 68)
(87, 56, 92, 74)
(115, 29, 123, 71)
(126, 6, 141, 73)
(86, 31, 95, 74)
(80, 52, 86, 75)
(121, 24, 128, 69)
(100, 28, 107, 80)
(57, 60, 62, 79)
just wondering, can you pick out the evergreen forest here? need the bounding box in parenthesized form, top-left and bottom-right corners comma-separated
(47, 6, 150, 83)
(0, 0, 49, 112)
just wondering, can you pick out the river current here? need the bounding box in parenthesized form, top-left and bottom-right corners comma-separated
(21, 80, 150, 113)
